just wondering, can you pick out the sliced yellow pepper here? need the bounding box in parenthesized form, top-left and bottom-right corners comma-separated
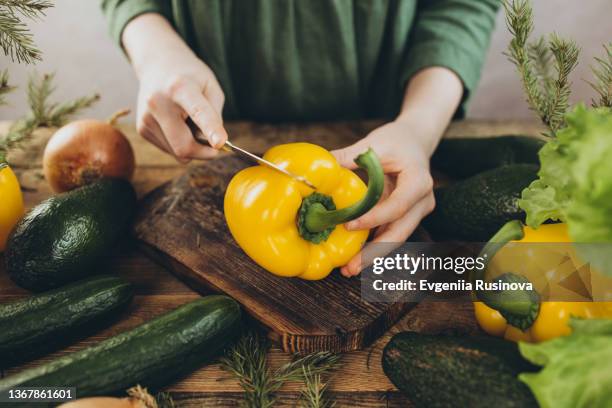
(473, 221, 612, 342)
(0, 163, 24, 252)
(224, 143, 383, 280)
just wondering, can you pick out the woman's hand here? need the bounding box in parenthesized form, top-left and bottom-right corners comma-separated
(122, 13, 228, 163)
(332, 118, 436, 277)
(333, 66, 464, 277)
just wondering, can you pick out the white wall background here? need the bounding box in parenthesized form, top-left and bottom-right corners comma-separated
(1, 0, 611, 121)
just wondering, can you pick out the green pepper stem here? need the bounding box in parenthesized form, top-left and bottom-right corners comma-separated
(479, 286, 534, 316)
(470, 220, 525, 284)
(470, 220, 540, 331)
(303, 148, 384, 233)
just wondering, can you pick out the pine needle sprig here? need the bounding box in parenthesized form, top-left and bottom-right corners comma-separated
(504, 0, 547, 127)
(220, 332, 340, 408)
(46, 93, 100, 127)
(589, 43, 612, 108)
(504, 0, 580, 135)
(527, 36, 554, 98)
(299, 365, 338, 408)
(546, 34, 580, 132)
(0, 72, 98, 164)
(0, 0, 53, 18)
(0, 0, 53, 64)
(27, 72, 55, 122)
(0, 69, 15, 105)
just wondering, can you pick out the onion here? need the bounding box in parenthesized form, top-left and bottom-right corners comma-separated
(43, 109, 135, 193)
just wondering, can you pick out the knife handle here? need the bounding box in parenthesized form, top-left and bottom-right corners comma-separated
(186, 117, 232, 152)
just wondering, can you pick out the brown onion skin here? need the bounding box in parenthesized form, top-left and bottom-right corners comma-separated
(43, 119, 135, 193)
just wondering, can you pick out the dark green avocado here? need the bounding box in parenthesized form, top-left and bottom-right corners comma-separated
(382, 332, 538, 408)
(423, 164, 538, 241)
(432, 135, 544, 179)
(5, 179, 137, 292)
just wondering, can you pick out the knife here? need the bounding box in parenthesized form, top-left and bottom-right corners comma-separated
(187, 119, 317, 189)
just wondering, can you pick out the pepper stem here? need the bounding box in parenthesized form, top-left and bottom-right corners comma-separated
(297, 148, 384, 243)
(470, 220, 540, 331)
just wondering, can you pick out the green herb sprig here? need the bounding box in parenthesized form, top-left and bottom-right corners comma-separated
(589, 43, 612, 108)
(221, 333, 340, 408)
(504, 0, 580, 135)
(0, 0, 53, 64)
(299, 365, 336, 408)
(0, 69, 14, 106)
(0, 72, 99, 164)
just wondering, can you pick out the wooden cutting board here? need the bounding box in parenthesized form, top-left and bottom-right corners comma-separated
(133, 155, 414, 354)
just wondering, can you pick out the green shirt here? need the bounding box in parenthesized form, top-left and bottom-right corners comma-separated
(101, 0, 500, 121)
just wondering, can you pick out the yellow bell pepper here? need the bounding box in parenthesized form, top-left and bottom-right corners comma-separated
(473, 221, 612, 342)
(224, 142, 383, 280)
(0, 162, 24, 252)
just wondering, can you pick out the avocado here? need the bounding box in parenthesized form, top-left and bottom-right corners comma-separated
(382, 332, 538, 408)
(5, 179, 137, 292)
(423, 164, 538, 241)
(432, 136, 544, 179)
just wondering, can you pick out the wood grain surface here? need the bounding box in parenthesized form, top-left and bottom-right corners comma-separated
(0, 119, 544, 406)
(133, 155, 414, 354)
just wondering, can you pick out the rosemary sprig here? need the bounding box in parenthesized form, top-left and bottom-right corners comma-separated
(220, 333, 340, 408)
(589, 43, 612, 108)
(0, 69, 15, 105)
(527, 36, 554, 98)
(0, 0, 53, 64)
(504, 0, 580, 135)
(299, 365, 337, 408)
(546, 33, 580, 132)
(0, 72, 99, 164)
(0, 0, 53, 18)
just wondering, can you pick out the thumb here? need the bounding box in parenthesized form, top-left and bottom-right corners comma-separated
(331, 140, 371, 169)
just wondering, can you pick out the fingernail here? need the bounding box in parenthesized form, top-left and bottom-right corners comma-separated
(346, 221, 358, 231)
(210, 132, 220, 147)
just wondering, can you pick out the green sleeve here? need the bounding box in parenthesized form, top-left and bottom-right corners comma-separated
(100, 0, 172, 47)
(401, 0, 501, 117)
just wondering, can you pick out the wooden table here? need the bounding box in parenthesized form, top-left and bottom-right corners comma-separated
(0, 119, 544, 407)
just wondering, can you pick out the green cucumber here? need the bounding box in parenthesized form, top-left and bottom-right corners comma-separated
(0, 275, 133, 368)
(5, 178, 137, 291)
(0, 295, 242, 400)
(382, 332, 538, 408)
(432, 135, 544, 179)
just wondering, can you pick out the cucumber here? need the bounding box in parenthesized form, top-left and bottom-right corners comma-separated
(382, 332, 538, 408)
(432, 135, 544, 179)
(0, 275, 133, 368)
(5, 178, 137, 291)
(0, 295, 242, 400)
(423, 164, 539, 241)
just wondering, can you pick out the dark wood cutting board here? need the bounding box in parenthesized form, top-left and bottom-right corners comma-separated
(133, 156, 414, 353)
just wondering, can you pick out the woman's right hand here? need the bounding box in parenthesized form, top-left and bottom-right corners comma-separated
(122, 13, 228, 162)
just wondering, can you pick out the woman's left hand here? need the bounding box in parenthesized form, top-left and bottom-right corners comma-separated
(331, 118, 437, 277)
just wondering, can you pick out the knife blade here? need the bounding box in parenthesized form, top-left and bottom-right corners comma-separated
(187, 119, 317, 189)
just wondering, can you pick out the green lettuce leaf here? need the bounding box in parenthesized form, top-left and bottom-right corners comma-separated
(519, 105, 612, 274)
(519, 180, 566, 227)
(519, 319, 612, 408)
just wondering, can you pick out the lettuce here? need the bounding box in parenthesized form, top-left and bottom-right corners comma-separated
(519, 319, 612, 408)
(519, 105, 612, 274)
